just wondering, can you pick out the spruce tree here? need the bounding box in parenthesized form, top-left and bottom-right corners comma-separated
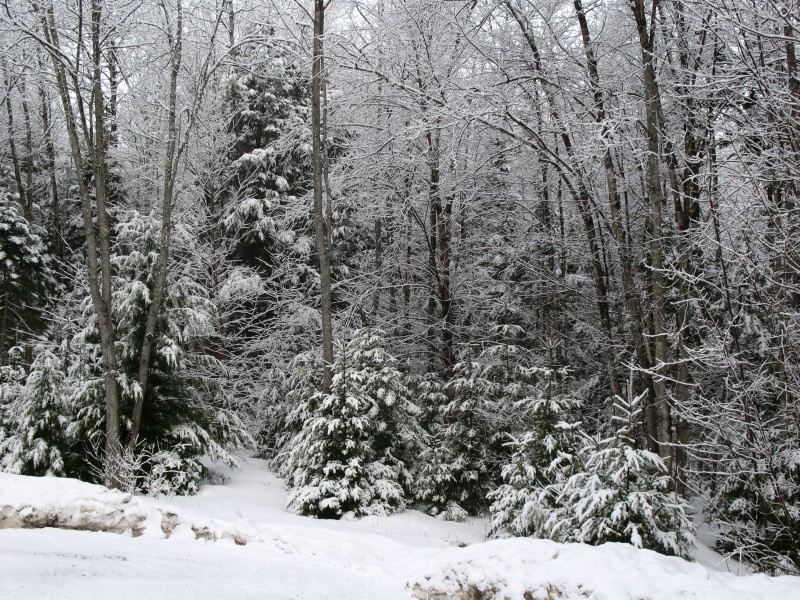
(0, 190, 52, 362)
(419, 336, 561, 518)
(60, 212, 251, 494)
(284, 329, 417, 518)
(707, 426, 800, 573)
(488, 367, 582, 535)
(553, 392, 695, 559)
(0, 347, 69, 476)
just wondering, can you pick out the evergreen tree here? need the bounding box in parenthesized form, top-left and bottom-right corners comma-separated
(408, 373, 468, 520)
(418, 334, 551, 518)
(262, 352, 323, 465)
(707, 422, 800, 574)
(223, 31, 312, 290)
(0, 355, 26, 466)
(0, 346, 69, 476)
(552, 392, 695, 559)
(488, 367, 582, 535)
(61, 212, 252, 494)
(283, 329, 418, 518)
(0, 189, 52, 363)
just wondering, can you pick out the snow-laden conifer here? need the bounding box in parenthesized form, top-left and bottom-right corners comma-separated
(707, 425, 800, 574)
(0, 347, 69, 476)
(283, 329, 418, 518)
(59, 212, 252, 493)
(0, 190, 53, 357)
(552, 392, 695, 559)
(419, 332, 553, 518)
(411, 372, 469, 520)
(488, 367, 582, 535)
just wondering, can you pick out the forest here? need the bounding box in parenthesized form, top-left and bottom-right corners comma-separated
(0, 0, 798, 578)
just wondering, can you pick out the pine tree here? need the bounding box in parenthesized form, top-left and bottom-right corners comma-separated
(488, 367, 582, 535)
(0, 346, 69, 476)
(119, 212, 252, 493)
(410, 373, 470, 520)
(419, 335, 562, 518)
(284, 329, 418, 518)
(223, 31, 312, 291)
(553, 392, 696, 559)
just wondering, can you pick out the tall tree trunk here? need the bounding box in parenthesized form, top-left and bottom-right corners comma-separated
(372, 218, 382, 320)
(438, 188, 455, 388)
(90, 0, 123, 483)
(128, 0, 184, 449)
(503, 0, 621, 398)
(630, 0, 672, 467)
(312, 0, 334, 393)
(2, 60, 31, 223)
(39, 86, 64, 267)
(39, 0, 123, 486)
(426, 129, 440, 375)
(575, 0, 658, 442)
(19, 73, 36, 224)
(129, 0, 226, 447)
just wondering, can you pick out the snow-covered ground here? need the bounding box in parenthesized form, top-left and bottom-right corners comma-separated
(1, 456, 798, 600)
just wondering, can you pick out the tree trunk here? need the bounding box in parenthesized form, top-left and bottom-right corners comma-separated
(425, 129, 440, 374)
(39, 0, 123, 486)
(372, 218, 382, 320)
(39, 86, 64, 267)
(630, 0, 672, 467)
(127, 0, 184, 449)
(575, 0, 658, 440)
(503, 0, 622, 398)
(2, 60, 31, 223)
(312, 0, 334, 393)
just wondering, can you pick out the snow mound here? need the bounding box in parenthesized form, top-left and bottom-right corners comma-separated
(408, 538, 800, 600)
(0, 473, 147, 536)
(0, 473, 254, 544)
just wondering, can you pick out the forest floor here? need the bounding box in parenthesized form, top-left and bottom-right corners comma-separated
(1, 455, 798, 600)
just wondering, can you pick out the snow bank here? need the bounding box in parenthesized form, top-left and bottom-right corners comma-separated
(0, 473, 147, 536)
(0, 473, 254, 543)
(408, 538, 800, 600)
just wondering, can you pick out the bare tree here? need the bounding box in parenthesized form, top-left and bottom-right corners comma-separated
(311, 0, 334, 393)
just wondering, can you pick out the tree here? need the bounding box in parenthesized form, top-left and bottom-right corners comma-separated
(0, 189, 51, 364)
(283, 329, 417, 518)
(311, 0, 334, 393)
(553, 392, 695, 559)
(2, 0, 231, 486)
(59, 211, 252, 493)
(0, 346, 69, 477)
(488, 366, 583, 535)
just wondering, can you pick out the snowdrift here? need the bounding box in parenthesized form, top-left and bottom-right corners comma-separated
(409, 537, 800, 600)
(1, 473, 147, 535)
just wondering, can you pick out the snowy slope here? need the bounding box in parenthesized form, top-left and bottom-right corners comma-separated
(1, 456, 798, 600)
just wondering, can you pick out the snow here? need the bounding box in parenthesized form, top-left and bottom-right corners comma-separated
(1, 457, 798, 600)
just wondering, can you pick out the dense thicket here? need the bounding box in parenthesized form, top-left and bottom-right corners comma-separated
(0, 0, 797, 575)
